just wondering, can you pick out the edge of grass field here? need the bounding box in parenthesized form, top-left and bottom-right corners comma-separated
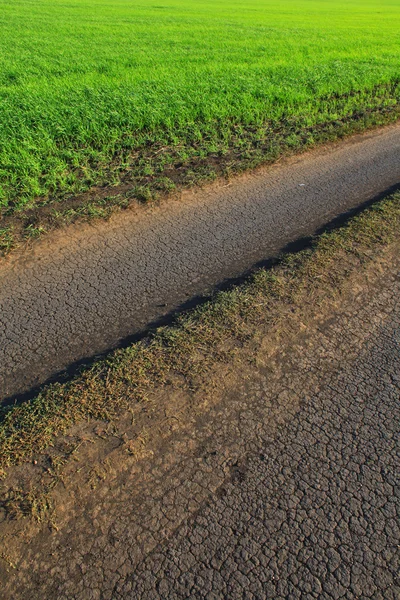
(1, 190, 399, 476)
(1, 81, 399, 257)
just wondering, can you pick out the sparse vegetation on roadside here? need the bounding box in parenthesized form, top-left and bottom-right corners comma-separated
(1, 487, 53, 523)
(1, 191, 399, 477)
(1, 101, 399, 257)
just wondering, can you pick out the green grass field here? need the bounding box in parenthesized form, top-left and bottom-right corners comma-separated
(1, 0, 399, 214)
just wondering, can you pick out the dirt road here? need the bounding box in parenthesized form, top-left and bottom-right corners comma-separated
(2, 242, 399, 600)
(1, 124, 400, 400)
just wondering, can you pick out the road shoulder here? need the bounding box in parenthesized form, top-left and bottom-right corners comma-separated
(1, 197, 399, 598)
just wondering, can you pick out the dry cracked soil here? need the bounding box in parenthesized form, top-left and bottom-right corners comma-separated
(1, 245, 399, 600)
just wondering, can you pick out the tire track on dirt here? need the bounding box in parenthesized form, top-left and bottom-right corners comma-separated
(1, 124, 400, 401)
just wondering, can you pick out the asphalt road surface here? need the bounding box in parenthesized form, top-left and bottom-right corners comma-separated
(1, 124, 400, 400)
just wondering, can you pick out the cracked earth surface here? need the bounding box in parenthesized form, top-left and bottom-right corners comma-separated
(1, 124, 400, 400)
(3, 254, 399, 599)
(114, 275, 400, 600)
